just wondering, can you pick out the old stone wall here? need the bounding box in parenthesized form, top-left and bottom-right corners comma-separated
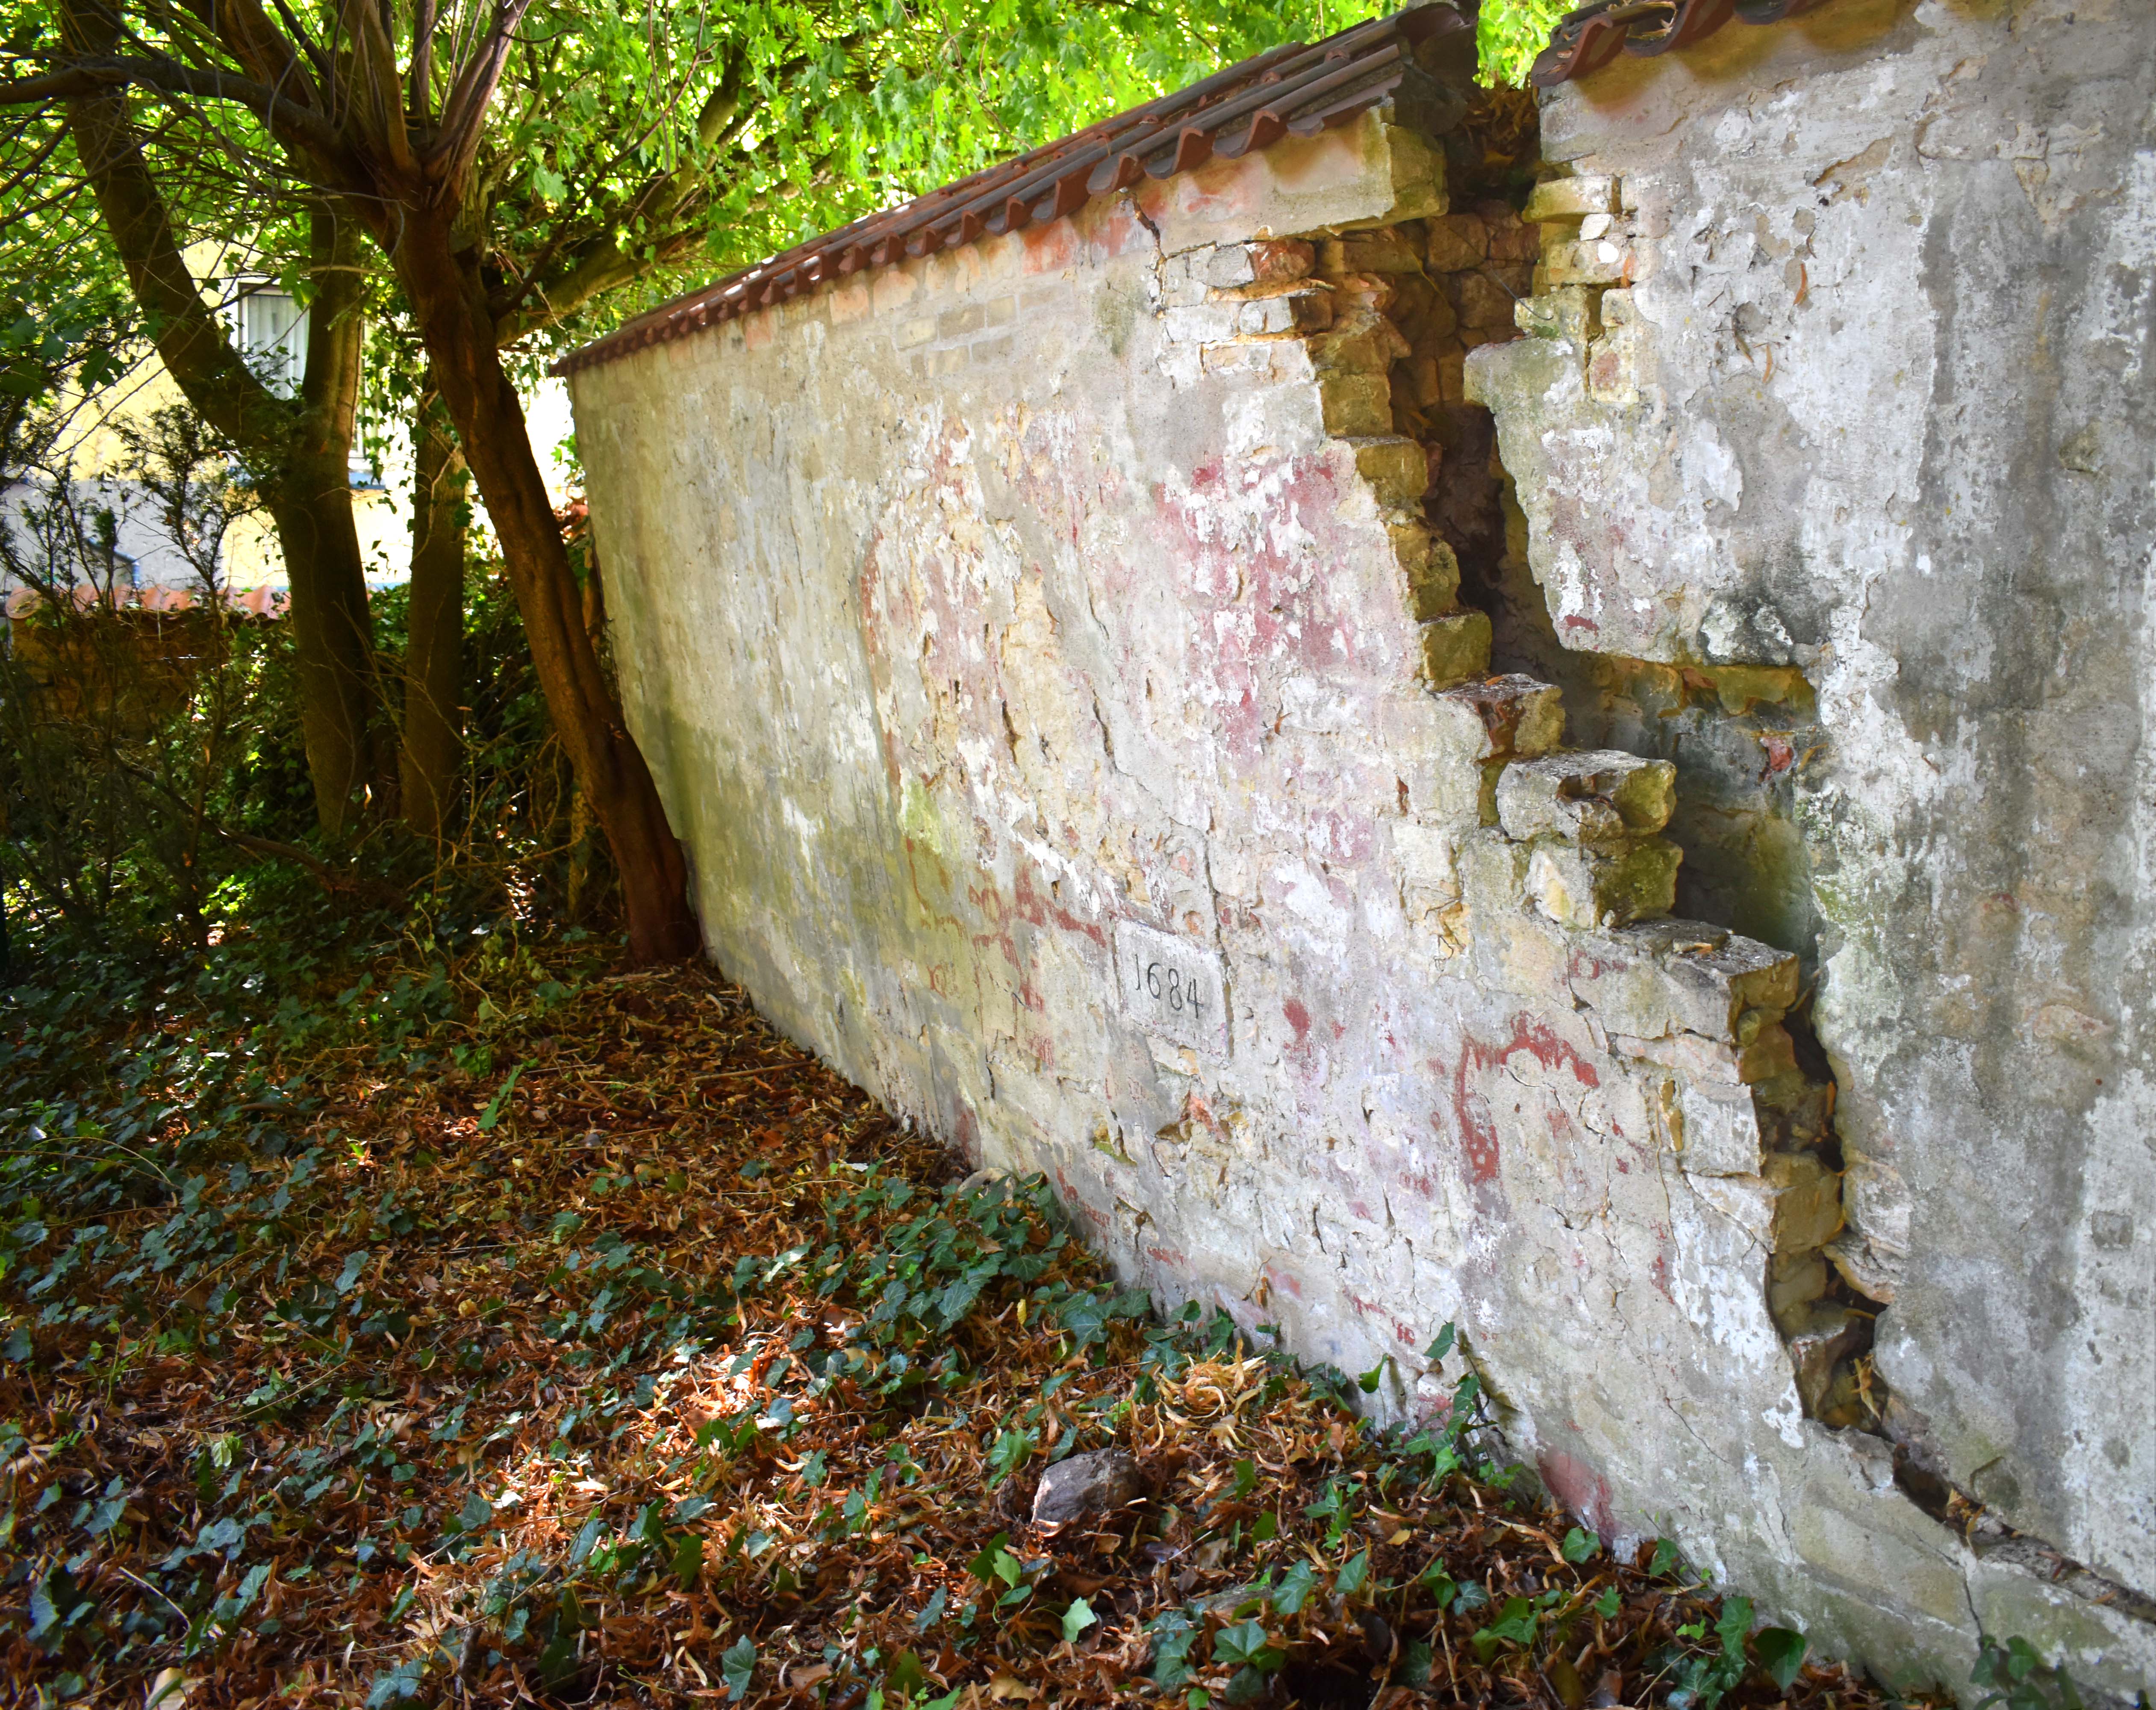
(1469, 0, 2154, 1694)
(571, 27, 2153, 1695)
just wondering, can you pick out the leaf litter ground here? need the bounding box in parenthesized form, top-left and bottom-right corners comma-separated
(0, 939, 1943, 1710)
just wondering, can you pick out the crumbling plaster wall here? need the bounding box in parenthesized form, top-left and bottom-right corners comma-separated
(1468, 0, 2153, 1690)
(571, 62, 2151, 1699)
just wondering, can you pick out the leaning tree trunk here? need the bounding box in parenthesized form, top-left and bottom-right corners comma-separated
(392, 212, 698, 962)
(401, 380, 466, 842)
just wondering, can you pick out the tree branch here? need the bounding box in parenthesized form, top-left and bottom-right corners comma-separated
(62, 72, 295, 462)
(409, 0, 438, 126)
(425, 0, 532, 202)
(3, 54, 363, 188)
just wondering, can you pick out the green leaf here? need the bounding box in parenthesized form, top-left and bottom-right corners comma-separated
(1357, 1357, 1387, 1393)
(1595, 1584, 1621, 1619)
(1232, 1457, 1257, 1499)
(1401, 1640, 1434, 1687)
(1649, 1538, 1680, 1579)
(1335, 1548, 1371, 1596)
(1424, 1323, 1456, 1363)
(985, 1427, 1036, 1489)
(365, 1657, 427, 1707)
(886, 1649, 927, 1694)
(1754, 1626, 1807, 1692)
(966, 1532, 1013, 1584)
(1562, 1526, 1598, 1563)
(1716, 1595, 1755, 1657)
(1213, 1619, 1283, 1673)
(458, 1492, 493, 1534)
(671, 1530, 704, 1589)
(229, 1562, 272, 1616)
(721, 1636, 756, 1699)
(1271, 1561, 1317, 1615)
(336, 1250, 369, 1294)
(477, 1062, 527, 1131)
(1062, 1596, 1098, 1642)
(1471, 1595, 1539, 1660)
(1149, 1609, 1199, 1687)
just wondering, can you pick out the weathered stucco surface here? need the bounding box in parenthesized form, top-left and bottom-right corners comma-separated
(1470, 0, 2153, 1692)
(572, 13, 2153, 1691)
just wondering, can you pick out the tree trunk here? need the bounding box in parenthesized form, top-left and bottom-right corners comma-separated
(275, 206, 380, 836)
(389, 211, 698, 962)
(401, 380, 465, 842)
(66, 67, 380, 836)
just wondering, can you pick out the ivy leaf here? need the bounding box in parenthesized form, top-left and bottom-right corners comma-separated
(1213, 1620, 1283, 1673)
(966, 1531, 1013, 1584)
(720, 1636, 756, 1699)
(1424, 1323, 1456, 1363)
(1561, 1526, 1598, 1563)
(1754, 1626, 1808, 1691)
(886, 1649, 927, 1694)
(1715, 1595, 1755, 1657)
(984, 1427, 1035, 1489)
(1147, 1609, 1198, 1688)
(335, 1250, 369, 1294)
(1470, 1595, 1539, 1661)
(1062, 1596, 1098, 1642)
(1271, 1561, 1317, 1616)
(477, 1061, 526, 1131)
(1649, 1538, 1680, 1579)
(1335, 1548, 1371, 1597)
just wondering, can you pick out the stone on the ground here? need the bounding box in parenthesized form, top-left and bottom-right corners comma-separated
(1031, 1448, 1143, 1529)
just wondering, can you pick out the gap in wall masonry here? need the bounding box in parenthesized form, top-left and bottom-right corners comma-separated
(1444, 148, 2153, 1640)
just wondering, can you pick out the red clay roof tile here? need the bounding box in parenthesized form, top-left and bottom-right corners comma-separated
(554, 5, 1470, 376)
(1529, 0, 1840, 88)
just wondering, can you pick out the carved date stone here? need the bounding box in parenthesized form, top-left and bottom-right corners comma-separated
(1114, 920, 1230, 1058)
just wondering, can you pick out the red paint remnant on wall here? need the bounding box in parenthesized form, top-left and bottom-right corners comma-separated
(1346, 1291, 1421, 1348)
(1284, 999, 1312, 1043)
(1261, 1261, 1305, 1302)
(1054, 1165, 1112, 1232)
(1145, 455, 1384, 767)
(1013, 860, 1107, 946)
(1178, 1091, 1231, 1147)
(1540, 1449, 1615, 1539)
(1020, 219, 1079, 274)
(1451, 1014, 1603, 1185)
